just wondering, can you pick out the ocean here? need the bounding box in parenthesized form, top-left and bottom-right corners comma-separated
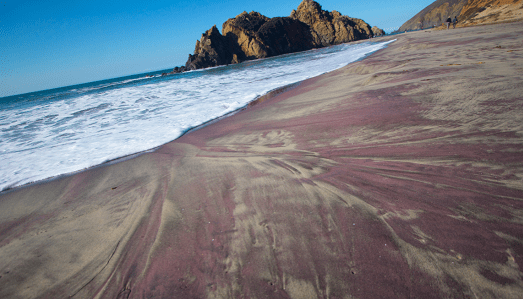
(0, 40, 394, 192)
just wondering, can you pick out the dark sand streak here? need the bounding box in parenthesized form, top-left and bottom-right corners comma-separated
(1, 22, 523, 298)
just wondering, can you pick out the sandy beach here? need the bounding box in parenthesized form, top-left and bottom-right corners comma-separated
(1, 21, 523, 298)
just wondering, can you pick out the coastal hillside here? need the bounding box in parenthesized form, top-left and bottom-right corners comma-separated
(174, 0, 381, 73)
(398, 0, 467, 31)
(461, 0, 523, 25)
(398, 0, 523, 31)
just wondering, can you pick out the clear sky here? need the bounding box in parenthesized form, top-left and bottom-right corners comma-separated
(0, 0, 434, 97)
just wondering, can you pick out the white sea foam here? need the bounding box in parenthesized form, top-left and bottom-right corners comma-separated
(0, 40, 394, 191)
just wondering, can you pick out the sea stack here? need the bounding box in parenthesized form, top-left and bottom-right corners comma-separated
(184, 0, 382, 71)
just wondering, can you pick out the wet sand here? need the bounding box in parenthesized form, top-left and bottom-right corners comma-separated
(1, 21, 523, 298)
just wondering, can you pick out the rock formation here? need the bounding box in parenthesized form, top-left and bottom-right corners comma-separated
(222, 11, 271, 60)
(221, 12, 316, 60)
(290, 0, 373, 46)
(372, 26, 385, 37)
(398, 0, 523, 31)
(160, 66, 187, 77)
(176, 0, 381, 72)
(185, 25, 234, 71)
(255, 17, 316, 57)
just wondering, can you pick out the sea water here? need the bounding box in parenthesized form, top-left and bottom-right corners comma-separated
(0, 40, 394, 191)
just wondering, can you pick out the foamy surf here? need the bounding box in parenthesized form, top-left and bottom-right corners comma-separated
(0, 40, 394, 191)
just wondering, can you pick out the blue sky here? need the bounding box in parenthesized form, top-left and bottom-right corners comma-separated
(0, 0, 434, 97)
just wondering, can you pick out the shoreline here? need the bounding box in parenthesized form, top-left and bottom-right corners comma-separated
(0, 39, 394, 195)
(0, 83, 302, 194)
(1, 21, 522, 298)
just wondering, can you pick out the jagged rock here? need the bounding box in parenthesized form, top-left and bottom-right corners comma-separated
(290, 0, 373, 46)
(172, 66, 186, 73)
(256, 17, 315, 56)
(222, 11, 270, 60)
(185, 25, 232, 70)
(231, 54, 241, 64)
(160, 66, 188, 77)
(332, 15, 373, 42)
(372, 26, 385, 36)
(183, 0, 380, 71)
(222, 12, 316, 59)
(290, 0, 335, 46)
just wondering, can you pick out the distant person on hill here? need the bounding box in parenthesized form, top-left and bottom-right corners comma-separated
(446, 17, 452, 29)
(453, 16, 458, 28)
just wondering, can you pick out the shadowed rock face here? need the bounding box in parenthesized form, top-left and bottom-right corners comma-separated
(184, 0, 378, 70)
(398, 0, 523, 31)
(185, 25, 233, 70)
(256, 17, 316, 57)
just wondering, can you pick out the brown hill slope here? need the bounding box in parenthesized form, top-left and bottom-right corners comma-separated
(399, 0, 523, 31)
(399, 0, 467, 31)
(461, 0, 523, 25)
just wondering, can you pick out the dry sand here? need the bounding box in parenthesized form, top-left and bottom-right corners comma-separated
(1, 21, 523, 299)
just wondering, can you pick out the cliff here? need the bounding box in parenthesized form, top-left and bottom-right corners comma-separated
(183, 0, 381, 71)
(398, 0, 523, 31)
(185, 25, 233, 70)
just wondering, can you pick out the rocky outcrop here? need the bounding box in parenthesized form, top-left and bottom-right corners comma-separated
(290, 0, 373, 46)
(185, 25, 233, 70)
(171, 66, 187, 73)
(256, 17, 316, 57)
(222, 11, 270, 60)
(221, 12, 316, 60)
(398, 0, 523, 31)
(372, 26, 385, 37)
(160, 66, 187, 77)
(177, 0, 381, 72)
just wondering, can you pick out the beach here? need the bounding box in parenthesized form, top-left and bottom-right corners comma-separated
(1, 20, 523, 298)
